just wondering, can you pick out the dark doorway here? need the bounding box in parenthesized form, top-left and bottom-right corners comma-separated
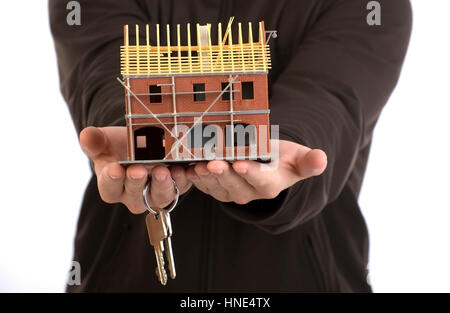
(134, 127, 165, 160)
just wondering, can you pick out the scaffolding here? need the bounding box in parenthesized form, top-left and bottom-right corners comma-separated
(121, 20, 271, 77)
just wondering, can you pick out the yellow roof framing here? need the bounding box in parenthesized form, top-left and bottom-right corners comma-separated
(121, 19, 271, 76)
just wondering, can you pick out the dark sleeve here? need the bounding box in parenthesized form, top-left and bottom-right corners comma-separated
(49, 0, 148, 133)
(219, 0, 412, 234)
(49, 0, 198, 206)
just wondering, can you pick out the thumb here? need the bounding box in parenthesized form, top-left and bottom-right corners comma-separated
(295, 148, 327, 178)
(79, 126, 109, 160)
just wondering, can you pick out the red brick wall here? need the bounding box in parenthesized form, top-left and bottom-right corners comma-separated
(125, 74, 270, 160)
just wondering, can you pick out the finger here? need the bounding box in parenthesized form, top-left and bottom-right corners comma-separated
(148, 166, 175, 208)
(232, 160, 283, 198)
(122, 165, 148, 214)
(97, 162, 125, 204)
(194, 162, 230, 202)
(79, 127, 108, 160)
(101, 127, 129, 160)
(169, 165, 192, 194)
(295, 149, 328, 178)
(207, 161, 257, 204)
(186, 166, 210, 194)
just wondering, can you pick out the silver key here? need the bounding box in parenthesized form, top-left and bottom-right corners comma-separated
(161, 211, 176, 279)
(145, 213, 168, 285)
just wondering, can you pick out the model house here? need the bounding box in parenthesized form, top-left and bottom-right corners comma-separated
(119, 18, 273, 164)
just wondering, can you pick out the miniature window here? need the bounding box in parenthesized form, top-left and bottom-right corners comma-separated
(221, 82, 234, 101)
(136, 136, 147, 148)
(241, 82, 254, 100)
(226, 124, 256, 147)
(193, 83, 206, 102)
(149, 85, 162, 103)
(188, 125, 218, 148)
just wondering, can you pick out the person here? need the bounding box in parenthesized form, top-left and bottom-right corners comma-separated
(50, 0, 412, 292)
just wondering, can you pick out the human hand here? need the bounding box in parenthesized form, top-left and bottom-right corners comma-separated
(185, 140, 327, 204)
(79, 126, 192, 214)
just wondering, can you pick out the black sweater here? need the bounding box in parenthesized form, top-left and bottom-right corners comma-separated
(50, 0, 412, 292)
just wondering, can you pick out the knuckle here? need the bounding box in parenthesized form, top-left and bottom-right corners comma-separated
(234, 197, 250, 205)
(214, 195, 230, 202)
(124, 182, 144, 196)
(193, 167, 203, 176)
(100, 193, 118, 204)
(170, 168, 184, 180)
(209, 189, 228, 201)
(221, 181, 234, 189)
(124, 199, 145, 214)
(258, 181, 272, 190)
(172, 176, 183, 187)
(193, 184, 209, 195)
(152, 191, 174, 206)
(152, 179, 173, 192)
(263, 189, 280, 199)
(206, 184, 222, 194)
(179, 183, 193, 195)
(154, 199, 172, 209)
(152, 191, 175, 203)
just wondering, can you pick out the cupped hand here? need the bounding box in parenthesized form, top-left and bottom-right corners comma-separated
(185, 140, 327, 205)
(79, 126, 192, 214)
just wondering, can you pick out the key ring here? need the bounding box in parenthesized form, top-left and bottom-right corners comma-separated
(143, 178, 179, 215)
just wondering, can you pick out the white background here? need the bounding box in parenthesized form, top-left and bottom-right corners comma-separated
(0, 1, 449, 292)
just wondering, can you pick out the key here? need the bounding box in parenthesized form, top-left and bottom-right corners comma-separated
(161, 211, 176, 279)
(145, 212, 168, 285)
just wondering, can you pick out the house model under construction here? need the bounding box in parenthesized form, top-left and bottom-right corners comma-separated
(118, 18, 274, 165)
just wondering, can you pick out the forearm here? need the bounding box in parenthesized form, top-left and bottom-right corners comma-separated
(50, 0, 145, 133)
(219, 0, 412, 234)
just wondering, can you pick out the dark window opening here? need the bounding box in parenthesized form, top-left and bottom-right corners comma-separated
(193, 83, 206, 101)
(134, 127, 165, 160)
(177, 51, 187, 58)
(149, 85, 162, 103)
(226, 124, 256, 147)
(241, 82, 254, 100)
(179, 51, 198, 58)
(188, 125, 218, 148)
(221, 82, 234, 101)
(173, 51, 190, 58)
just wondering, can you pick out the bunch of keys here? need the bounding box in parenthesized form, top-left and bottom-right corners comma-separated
(143, 179, 179, 285)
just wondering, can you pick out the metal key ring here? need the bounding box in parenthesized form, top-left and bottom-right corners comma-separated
(143, 178, 179, 215)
